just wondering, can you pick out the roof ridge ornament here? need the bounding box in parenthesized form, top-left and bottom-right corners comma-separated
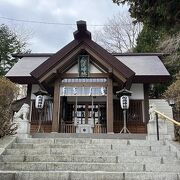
(73, 20, 91, 40)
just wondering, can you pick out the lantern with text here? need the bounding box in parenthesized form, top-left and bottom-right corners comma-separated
(33, 90, 48, 133)
(120, 95, 129, 110)
(116, 88, 132, 133)
(35, 95, 45, 109)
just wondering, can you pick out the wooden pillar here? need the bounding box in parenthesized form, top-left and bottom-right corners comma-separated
(107, 78, 114, 133)
(144, 84, 150, 124)
(27, 84, 32, 122)
(85, 103, 88, 124)
(27, 84, 32, 102)
(52, 79, 61, 132)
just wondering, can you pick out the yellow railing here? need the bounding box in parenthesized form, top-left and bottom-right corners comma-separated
(154, 109, 180, 126)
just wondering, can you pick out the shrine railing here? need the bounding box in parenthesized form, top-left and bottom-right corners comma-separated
(61, 124, 76, 133)
(61, 123, 107, 133)
(93, 124, 107, 133)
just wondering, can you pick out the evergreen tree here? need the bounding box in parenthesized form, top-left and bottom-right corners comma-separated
(112, 0, 180, 30)
(0, 24, 29, 76)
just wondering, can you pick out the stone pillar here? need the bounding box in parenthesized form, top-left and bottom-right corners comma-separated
(14, 118, 30, 138)
(107, 78, 114, 133)
(52, 79, 61, 132)
(147, 104, 172, 140)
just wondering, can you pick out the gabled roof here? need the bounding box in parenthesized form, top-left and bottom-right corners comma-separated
(30, 39, 80, 80)
(6, 21, 170, 84)
(30, 21, 135, 83)
(116, 55, 170, 83)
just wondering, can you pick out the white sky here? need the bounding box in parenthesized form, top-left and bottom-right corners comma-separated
(0, 0, 129, 53)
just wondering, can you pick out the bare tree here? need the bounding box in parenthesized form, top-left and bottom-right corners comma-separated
(93, 12, 142, 53)
(158, 32, 180, 78)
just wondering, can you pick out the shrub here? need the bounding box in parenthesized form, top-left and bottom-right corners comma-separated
(174, 126, 180, 142)
(163, 72, 180, 142)
(0, 77, 18, 138)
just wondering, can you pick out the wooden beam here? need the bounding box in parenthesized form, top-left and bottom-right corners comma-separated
(52, 79, 60, 132)
(61, 73, 109, 78)
(84, 47, 127, 83)
(39, 45, 83, 83)
(60, 82, 107, 87)
(107, 78, 114, 133)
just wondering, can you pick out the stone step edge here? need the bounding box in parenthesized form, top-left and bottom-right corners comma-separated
(1, 162, 179, 166)
(0, 170, 179, 175)
(2, 154, 178, 161)
(15, 139, 166, 142)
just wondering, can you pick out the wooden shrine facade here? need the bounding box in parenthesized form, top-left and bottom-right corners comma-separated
(6, 21, 170, 134)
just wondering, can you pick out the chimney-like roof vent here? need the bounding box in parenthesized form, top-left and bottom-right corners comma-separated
(73, 20, 91, 40)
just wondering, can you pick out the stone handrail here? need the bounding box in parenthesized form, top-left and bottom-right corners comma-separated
(154, 109, 180, 126)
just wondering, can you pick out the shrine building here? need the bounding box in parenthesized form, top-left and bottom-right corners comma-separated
(6, 21, 170, 134)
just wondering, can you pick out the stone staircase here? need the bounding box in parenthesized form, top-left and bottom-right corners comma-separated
(0, 137, 180, 180)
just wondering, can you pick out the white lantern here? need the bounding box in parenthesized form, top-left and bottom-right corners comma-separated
(73, 87, 77, 95)
(35, 95, 45, 109)
(120, 95, 129, 109)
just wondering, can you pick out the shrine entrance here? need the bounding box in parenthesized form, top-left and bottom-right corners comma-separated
(75, 103, 106, 125)
(66, 101, 106, 126)
(60, 85, 107, 133)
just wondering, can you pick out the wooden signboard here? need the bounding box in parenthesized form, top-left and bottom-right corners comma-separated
(78, 55, 89, 77)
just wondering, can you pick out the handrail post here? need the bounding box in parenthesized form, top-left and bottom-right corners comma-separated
(155, 113, 159, 141)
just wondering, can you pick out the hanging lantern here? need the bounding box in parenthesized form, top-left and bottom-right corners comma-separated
(73, 87, 77, 95)
(35, 95, 45, 109)
(34, 89, 48, 109)
(120, 95, 129, 110)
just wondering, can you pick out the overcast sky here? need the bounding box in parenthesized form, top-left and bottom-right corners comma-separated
(0, 0, 129, 53)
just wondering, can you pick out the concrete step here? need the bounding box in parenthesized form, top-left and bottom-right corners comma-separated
(2, 154, 176, 164)
(17, 138, 165, 146)
(1, 154, 179, 165)
(4, 148, 137, 156)
(0, 171, 179, 180)
(4, 147, 175, 157)
(17, 138, 93, 144)
(134, 149, 176, 157)
(0, 162, 145, 172)
(32, 132, 147, 139)
(145, 163, 180, 172)
(1, 162, 180, 172)
(11, 143, 170, 152)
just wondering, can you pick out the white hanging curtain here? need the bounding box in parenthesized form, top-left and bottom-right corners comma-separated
(60, 86, 106, 96)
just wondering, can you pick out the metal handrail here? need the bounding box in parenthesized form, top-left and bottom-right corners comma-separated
(154, 109, 180, 126)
